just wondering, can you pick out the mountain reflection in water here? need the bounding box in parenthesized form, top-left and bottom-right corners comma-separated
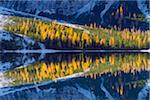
(0, 53, 149, 100)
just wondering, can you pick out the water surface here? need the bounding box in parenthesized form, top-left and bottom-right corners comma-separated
(0, 53, 149, 100)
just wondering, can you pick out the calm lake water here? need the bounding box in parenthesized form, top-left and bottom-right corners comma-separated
(0, 53, 149, 100)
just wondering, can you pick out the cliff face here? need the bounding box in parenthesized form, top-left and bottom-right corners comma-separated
(0, 0, 90, 15)
(0, 0, 149, 17)
(0, 0, 149, 30)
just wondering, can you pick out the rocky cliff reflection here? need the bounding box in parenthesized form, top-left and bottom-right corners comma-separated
(0, 53, 149, 100)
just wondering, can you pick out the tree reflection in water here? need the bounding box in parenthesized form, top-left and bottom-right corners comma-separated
(0, 53, 149, 100)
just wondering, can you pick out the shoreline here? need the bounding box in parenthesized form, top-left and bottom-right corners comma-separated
(1, 49, 150, 53)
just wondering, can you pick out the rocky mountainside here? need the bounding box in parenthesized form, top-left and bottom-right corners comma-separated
(0, 0, 89, 16)
(0, 30, 44, 50)
(0, 0, 149, 30)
